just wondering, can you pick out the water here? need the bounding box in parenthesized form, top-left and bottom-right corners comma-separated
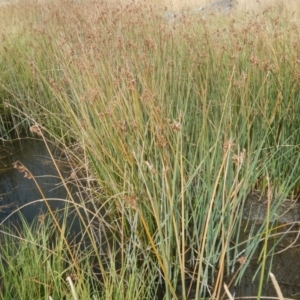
(0, 138, 85, 238)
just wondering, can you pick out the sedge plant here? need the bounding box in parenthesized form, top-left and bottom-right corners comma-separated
(0, 1, 300, 299)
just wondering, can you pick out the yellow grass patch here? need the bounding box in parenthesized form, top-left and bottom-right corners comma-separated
(1, 0, 300, 15)
(113, 0, 300, 13)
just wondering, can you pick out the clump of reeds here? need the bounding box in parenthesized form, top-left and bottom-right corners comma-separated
(1, 0, 300, 299)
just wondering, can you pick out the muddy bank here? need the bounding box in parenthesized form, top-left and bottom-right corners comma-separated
(243, 190, 300, 224)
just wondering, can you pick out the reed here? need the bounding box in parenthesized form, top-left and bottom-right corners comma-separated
(1, 0, 300, 299)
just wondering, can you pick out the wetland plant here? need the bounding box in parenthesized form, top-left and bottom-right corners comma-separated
(0, 0, 300, 299)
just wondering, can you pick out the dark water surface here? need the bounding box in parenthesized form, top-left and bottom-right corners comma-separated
(0, 138, 84, 237)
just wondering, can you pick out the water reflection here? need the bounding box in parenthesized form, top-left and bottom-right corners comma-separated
(0, 138, 80, 232)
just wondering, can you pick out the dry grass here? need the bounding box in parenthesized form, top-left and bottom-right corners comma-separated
(0, 0, 299, 22)
(1, 0, 300, 12)
(237, 0, 300, 13)
(103, 0, 300, 13)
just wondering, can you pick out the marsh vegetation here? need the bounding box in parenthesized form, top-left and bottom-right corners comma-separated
(0, 0, 300, 299)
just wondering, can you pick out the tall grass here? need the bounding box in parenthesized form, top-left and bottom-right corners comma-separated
(1, 0, 300, 299)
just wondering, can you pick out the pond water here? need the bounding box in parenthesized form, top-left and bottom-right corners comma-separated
(0, 138, 89, 242)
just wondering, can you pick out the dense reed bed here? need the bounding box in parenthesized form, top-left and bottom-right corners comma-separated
(0, 0, 300, 299)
